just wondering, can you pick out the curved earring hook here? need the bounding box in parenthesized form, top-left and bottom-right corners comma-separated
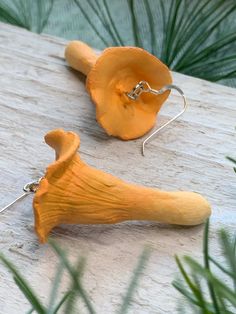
(0, 178, 42, 214)
(127, 81, 188, 156)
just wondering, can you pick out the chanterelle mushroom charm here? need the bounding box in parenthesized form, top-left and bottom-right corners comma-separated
(65, 41, 173, 140)
(34, 129, 211, 243)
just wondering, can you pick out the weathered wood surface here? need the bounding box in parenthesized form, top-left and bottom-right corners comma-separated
(0, 22, 235, 313)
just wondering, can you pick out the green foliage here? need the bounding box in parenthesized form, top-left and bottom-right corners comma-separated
(0, 241, 150, 313)
(0, 241, 92, 314)
(173, 219, 236, 313)
(0, 0, 53, 33)
(1, 221, 236, 313)
(0, 0, 235, 87)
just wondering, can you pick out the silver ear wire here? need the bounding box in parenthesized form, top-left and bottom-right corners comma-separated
(0, 178, 42, 214)
(127, 81, 188, 156)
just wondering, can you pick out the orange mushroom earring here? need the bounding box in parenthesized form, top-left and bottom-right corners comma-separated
(65, 41, 187, 155)
(1, 129, 211, 243)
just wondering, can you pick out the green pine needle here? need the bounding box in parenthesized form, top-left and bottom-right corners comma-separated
(0, 223, 236, 313)
(174, 220, 236, 313)
(227, 156, 236, 173)
(0, 253, 46, 314)
(48, 239, 96, 314)
(51, 291, 72, 314)
(47, 261, 64, 313)
(203, 219, 220, 314)
(118, 247, 151, 314)
(0, 242, 151, 314)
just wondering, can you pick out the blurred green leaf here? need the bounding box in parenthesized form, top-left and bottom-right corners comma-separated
(184, 257, 236, 308)
(174, 220, 236, 313)
(49, 240, 96, 314)
(51, 291, 72, 314)
(118, 247, 151, 314)
(0, 0, 235, 87)
(47, 261, 64, 314)
(203, 219, 220, 313)
(175, 255, 212, 312)
(0, 253, 46, 314)
(227, 156, 236, 173)
(219, 229, 236, 290)
(0, 0, 54, 33)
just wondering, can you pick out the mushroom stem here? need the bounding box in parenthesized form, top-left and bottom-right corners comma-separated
(126, 186, 211, 226)
(65, 41, 98, 75)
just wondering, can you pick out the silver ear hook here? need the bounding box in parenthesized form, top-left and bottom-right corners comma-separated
(127, 81, 188, 155)
(0, 178, 42, 214)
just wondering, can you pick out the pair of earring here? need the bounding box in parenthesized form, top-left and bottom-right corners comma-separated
(1, 43, 211, 243)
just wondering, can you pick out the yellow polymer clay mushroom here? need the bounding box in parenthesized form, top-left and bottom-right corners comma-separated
(65, 41, 172, 140)
(33, 129, 211, 243)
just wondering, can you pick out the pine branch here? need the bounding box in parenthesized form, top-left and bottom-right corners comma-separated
(173, 220, 236, 313)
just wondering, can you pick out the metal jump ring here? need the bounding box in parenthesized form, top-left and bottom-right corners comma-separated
(0, 178, 42, 214)
(23, 178, 42, 193)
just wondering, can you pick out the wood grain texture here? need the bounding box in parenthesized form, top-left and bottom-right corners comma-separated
(0, 22, 235, 313)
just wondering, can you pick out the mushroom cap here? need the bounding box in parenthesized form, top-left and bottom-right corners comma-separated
(33, 129, 80, 243)
(86, 47, 172, 140)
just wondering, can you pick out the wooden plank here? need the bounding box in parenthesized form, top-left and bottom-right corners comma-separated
(0, 22, 235, 314)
